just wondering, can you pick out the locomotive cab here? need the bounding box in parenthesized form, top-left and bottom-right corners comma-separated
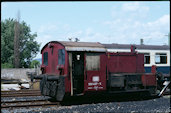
(35, 41, 107, 101)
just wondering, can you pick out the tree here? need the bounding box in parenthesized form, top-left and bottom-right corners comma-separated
(14, 11, 20, 68)
(1, 18, 40, 68)
(30, 60, 40, 68)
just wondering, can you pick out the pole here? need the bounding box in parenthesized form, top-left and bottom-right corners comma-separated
(165, 33, 170, 46)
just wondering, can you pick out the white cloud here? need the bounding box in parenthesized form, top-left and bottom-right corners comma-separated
(158, 14, 170, 25)
(122, 2, 149, 13)
(143, 32, 168, 45)
(68, 14, 169, 46)
(36, 34, 55, 49)
(112, 2, 149, 19)
(122, 2, 140, 11)
(85, 28, 94, 37)
(62, 24, 71, 31)
(103, 19, 121, 28)
(102, 13, 170, 45)
(64, 30, 83, 40)
(146, 14, 170, 29)
(34, 4, 169, 59)
(106, 3, 169, 45)
(34, 13, 170, 59)
(38, 24, 58, 33)
(2, 3, 7, 10)
(34, 34, 54, 59)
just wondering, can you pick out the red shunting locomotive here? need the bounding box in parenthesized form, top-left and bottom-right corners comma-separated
(34, 41, 158, 101)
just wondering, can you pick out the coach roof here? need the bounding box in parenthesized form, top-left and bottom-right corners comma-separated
(103, 43, 170, 50)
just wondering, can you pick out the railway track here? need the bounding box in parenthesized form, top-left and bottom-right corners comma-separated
(1, 89, 41, 97)
(1, 99, 60, 109)
(1, 88, 170, 110)
(1, 89, 60, 109)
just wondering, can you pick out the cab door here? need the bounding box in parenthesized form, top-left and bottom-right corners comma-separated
(72, 52, 84, 95)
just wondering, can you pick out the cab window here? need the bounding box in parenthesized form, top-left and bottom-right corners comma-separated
(58, 49, 65, 65)
(43, 52, 48, 66)
(86, 53, 100, 71)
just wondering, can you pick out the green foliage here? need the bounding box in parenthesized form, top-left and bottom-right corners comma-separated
(30, 60, 40, 68)
(1, 18, 40, 68)
(1, 63, 14, 68)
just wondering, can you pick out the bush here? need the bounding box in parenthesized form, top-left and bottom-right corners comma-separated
(30, 60, 40, 68)
(1, 63, 14, 68)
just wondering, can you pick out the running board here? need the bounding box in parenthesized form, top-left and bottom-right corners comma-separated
(158, 81, 170, 97)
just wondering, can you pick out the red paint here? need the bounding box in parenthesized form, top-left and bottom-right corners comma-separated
(141, 74, 157, 86)
(151, 65, 157, 74)
(41, 42, 66, 75)
(84, 53, 106, 92)
(41, 42, 70, 93)
(41, 41, 157, 95)
(106, 52, 144, 73)
(131, 45, 136, 53)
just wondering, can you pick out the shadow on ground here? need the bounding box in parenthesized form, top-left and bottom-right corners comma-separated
(48, 91, 160, 106)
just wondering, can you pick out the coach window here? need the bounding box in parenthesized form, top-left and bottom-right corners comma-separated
(43, 52, 48, 66)
(58, 49, 65, 65)
(144, 53, 150, 64)
(155, 53, 167, 64)
(86, 53, 100, 71)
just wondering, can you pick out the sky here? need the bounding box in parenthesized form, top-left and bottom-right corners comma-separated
(1, 1, 170, 59)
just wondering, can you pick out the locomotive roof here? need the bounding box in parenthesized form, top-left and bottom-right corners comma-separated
(103, 43, 170, 50)
(59, 41, 104, 47)
(41, 41, 106, 53)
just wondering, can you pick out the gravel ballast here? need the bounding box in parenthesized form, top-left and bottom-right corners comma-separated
(1, 95, 170, 113)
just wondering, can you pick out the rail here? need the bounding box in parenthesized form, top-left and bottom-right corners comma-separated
(1, 89, 41, 97)
(1, 100, 60, 109)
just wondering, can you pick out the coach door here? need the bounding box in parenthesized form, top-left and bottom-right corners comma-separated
(72, 52, 84, 95)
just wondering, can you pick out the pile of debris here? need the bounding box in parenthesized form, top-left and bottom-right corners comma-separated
(1, 79, 30, 91)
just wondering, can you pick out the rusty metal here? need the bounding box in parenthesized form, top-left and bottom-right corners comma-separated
(1, 89, 40, 92)
(1, 99, 47, 104)
(1, 100, 60, 109)
(1, 89, 40, 93)
(1, 93, 41, 97)
(59, 41, 105, 48)
(60, 41, 106, 52)
(1, 90, 41, 97)
(1, 89, 61, 109)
